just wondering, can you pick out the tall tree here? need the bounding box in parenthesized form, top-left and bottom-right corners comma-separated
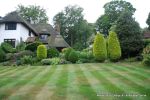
(96, 0, 136, 35)
(96, 14, 111, 35)
(16, 5, 49, 24)
(53, 5, 93, 50)
(146, 13, 150, 30)
(114, 12, 143, 57)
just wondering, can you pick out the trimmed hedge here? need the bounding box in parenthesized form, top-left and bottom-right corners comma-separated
(47, 48, 59, 58)
(68, 50, 79, 63)
(108, 31, 121, 61)
(93, 33, 107, 62)
(37, 45, 47, 59)
(25, 41, 42, 52)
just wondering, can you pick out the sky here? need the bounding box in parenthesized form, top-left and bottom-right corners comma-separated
(0, 0, 149, 28)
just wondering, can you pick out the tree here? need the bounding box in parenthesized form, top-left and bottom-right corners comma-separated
(96, 14, 111, 35)
(53, 5, 94, 50)
(108, 31, 121, 61)
(17, 5, 48, 24)
(93, 33, 107, 62)
(146, 13, 150, 30)
(114, 12, 143, 57)
(96, 0, 136, 35)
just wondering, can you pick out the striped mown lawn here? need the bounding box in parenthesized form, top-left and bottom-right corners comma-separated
(0, 62, 149, 100)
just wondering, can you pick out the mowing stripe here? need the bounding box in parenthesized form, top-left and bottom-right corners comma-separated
(35, 65, 63, 100)
(0, 66, 10, 71)
(105, 65, 150, 97)
(0, 67, 22, 77)
(106, 64, 150, 88)
(89, 64, 143, 100)
(0, 67, 13, 73)
(110, 63, 150, 79)
(50, 65, 68, 100)
(0, 66, 42, 99)
(94, 64, 150, 99)
(23, 65, 58, 99)
(0, 67, 32, 89)
(119, 63, 150, 73)
(79, 64, 115, 100)
(66, 65, 84, 100)
(75, 64, 100, 100)
(0, 67, 30, 88)
(8, 66, 51, 99)
(8, 67, 42, 99)
(86, 64, 131, 100)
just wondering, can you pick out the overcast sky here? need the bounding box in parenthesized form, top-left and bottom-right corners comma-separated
(0, 0, 149, 28)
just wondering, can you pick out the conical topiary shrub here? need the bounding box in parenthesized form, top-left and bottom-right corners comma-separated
(37, 45, 47, 60)
(108, 31, 121, 61)
(93, 33, 107, 62)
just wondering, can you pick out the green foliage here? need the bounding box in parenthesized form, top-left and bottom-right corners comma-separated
(96, 14, 111, 35)
(41, 58, 61, 65)
(115, 12, 144, 57)
(53, 5, 94, 49)
(146, 13, 150, 30)
(59, 59, 71, 64)
(96, 0, 136, 35)
(64, 48, 73, 61)
(108, 31, 121, 61)
(68, 50, 79, 63)
(20, 56, 34, 65)
(78, 51, 94, 63)
(144, 39, 150, 47)
(142, 56, 150, 66)
(25, 41, 42, 52)
(15, 50, 34, 59)
(50, 58, 61, 65)
(93, 33, 107, 62)
(47, 48, 59, 58)
(142, 45, 150, 66)
(6, 53, 14, 60)
(17, 5, 48, 24)
(79, 50, 94, 60)
(104, 0, 136, 19)
(62, 48, 69, 53)
(41, 59, 51, 65)
(0, 47, 6, 62)
(1, 42, 16, 53)
(37, 45, 47, 60)
(16, 42, 26, 52)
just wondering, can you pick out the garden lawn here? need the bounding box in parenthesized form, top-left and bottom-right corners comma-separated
(0, 62, 150, 100)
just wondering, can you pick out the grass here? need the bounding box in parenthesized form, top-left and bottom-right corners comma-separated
(0, 62, 149, 100)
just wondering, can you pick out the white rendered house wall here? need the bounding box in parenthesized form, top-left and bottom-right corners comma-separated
(0, 23, 34, 46)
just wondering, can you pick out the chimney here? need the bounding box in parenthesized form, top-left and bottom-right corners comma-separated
(54, 22, 60, 34)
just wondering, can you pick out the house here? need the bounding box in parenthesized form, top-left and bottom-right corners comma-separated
(0, 11, 69, 49)
(144, 31, 150, 39)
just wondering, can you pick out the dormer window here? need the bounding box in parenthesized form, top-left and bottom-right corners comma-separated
(40, 34, 48, 40)
(5, 22, 17, 30)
